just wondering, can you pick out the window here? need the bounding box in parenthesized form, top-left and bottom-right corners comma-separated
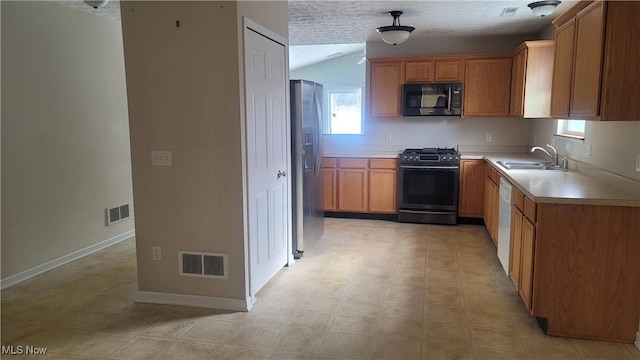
(556, 119, 585, 139)
(326, 88, 363, 134)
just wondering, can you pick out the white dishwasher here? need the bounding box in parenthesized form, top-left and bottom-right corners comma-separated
(497, 177, 513, 275)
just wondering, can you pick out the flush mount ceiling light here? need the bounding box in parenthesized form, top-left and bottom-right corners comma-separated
(527, 1, 561, 17)
(376, 11, 415, 46)
(84, 0, 109, 9)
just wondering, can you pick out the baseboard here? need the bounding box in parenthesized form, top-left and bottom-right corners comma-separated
(1, 229, 135, 289)
(635, 331, 640, 351)
(134, 291, 253, 312)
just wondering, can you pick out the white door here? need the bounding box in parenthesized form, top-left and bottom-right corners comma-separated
(244, 25, 289, 297)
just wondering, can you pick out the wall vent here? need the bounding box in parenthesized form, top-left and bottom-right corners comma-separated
(106, 204, 131, 226)
(179, 251, 228, 279)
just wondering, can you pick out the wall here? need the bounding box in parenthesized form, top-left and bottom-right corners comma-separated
(121, 1, 288, 302)
(1, 2, 133, 280)
(531, 120, 640, 182)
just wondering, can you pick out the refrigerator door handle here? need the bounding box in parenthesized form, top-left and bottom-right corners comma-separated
(313, 90, 323, 176)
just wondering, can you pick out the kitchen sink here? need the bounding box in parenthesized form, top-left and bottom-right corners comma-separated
(496, 160, 564, 171)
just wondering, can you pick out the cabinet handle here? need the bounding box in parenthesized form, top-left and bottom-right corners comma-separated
(277, 170, 287, 179)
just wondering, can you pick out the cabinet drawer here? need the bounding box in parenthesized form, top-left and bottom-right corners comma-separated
(524, 196, 537, 222)
(369, 158, 398, 169)
(338, 158, 368, 169)
(513, 187, 525, 211)
(321, 157, 337, 168)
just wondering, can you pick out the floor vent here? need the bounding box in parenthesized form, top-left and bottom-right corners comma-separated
(106, 204, 131, 226)
(179, 251, 228, 279)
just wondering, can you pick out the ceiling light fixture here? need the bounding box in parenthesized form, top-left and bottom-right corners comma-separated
(376, 11, 415, 46)
(84, 0, 109, 9)
(527, 1, 561, 17)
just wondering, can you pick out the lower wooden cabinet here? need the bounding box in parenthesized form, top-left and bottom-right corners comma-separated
(320, 157, 397, 214)
(459, 159, 485, 217)
(338, 168, 368, 212)
(368, 158, 397, 214)
(509, 186, 537, 313)
(520, 216, 536, 311)
(483, 161, 500, 245)
(321, 168, 337, 211)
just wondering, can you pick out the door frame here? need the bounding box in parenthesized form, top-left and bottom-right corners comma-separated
(241, 17, 293, 305)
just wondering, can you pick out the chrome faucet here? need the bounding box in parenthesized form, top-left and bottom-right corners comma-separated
(531, 144, 559, 166)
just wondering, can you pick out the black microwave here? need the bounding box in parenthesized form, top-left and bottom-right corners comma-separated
(402, 83, 463, 116)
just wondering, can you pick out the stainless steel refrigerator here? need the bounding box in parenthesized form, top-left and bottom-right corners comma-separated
(290, 80, 324, 259)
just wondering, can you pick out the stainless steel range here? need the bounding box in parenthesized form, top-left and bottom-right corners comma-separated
(397, 147, 460, 225)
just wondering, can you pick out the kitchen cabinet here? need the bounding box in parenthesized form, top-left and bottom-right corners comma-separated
(458, 159, 485, 218)
(337, 159, 368, 212)
(434, 60, 464, 82)
(368, 159, 398, 214)
(369, 60, 404, 117)
(405, 59, 464, 83)
(549, 19, 575, 118)
(505, 182, 640, 342)
(551, 1, 640, 121)
(464, 58, 512, 117)
(320, 158, 337, 211)
(532, 203, 640, 342)
(510, 41, 555, 118)
(483, 161, 500, 245)
(509, 186, 537, 313)
(322, 157, 398, 214)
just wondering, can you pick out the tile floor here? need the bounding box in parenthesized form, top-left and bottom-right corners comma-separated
(2, 218, 639, 359)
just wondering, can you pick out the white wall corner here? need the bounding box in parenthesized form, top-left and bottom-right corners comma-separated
(635, 330, 640, 351)
(134, 291, 253, 312)
(0, 230, 135, 289)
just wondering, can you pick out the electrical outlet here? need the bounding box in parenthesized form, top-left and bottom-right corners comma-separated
(636, 154, 640, 172)
(152, 246, 162, 261)
(584, 144, 592, 159)
(486, 133, 492, 142)
(151, 151, 172, 166)
(384, 133, 392, 142)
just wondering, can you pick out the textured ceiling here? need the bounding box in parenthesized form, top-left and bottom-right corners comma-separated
(288, 0, 578, 45)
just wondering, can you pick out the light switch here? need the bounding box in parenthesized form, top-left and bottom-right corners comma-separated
(151, 151, 172, 166)
(584, 144, 592, 159)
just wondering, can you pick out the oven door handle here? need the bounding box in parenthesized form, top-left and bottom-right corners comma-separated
(400, 165, 459, 170)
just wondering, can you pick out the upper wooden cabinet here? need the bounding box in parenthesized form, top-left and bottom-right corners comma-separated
(405, 60, 434, 82)
(549, 19, 575, 118)
(464, 58, 513, 117)
(510, 41, 555, 118)
(369, 60, 404, 117)
(434, 60, 464, 82)
(405, 59, 464, 83)
(551, 1, 640, 121)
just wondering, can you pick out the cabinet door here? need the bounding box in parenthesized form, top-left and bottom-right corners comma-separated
(435, 60, 464, 82)
(368, 169, 397, 213)
(510, 49, 527, 116)
(490, 179, 500, 244)
(510, 207, 524, 288)
(550, 19, 576, 119)
(520, 216, 536, 313)
(570, 1, 605, 119)
(459, 159, 485, 218)
(321, 168, 337, 211)
(464, 58, 513, 117)
(338, 169, 368, 212)
(370, 61, 404, 117)
(405, 61, 434, 82)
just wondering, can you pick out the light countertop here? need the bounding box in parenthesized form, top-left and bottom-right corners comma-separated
(477, 153, 640, 208)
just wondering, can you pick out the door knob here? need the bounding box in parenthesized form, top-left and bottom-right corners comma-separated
(277, 170, 287, 179)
